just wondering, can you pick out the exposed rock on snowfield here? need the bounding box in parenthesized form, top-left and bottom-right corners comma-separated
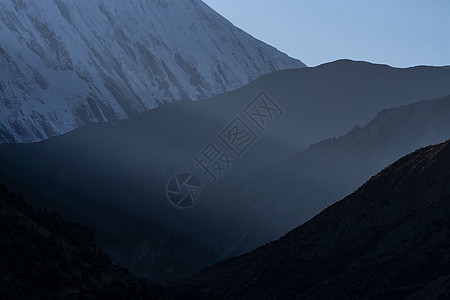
(0, 0, 304, 143)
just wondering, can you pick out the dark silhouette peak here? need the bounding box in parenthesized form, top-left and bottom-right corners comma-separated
(0, 184, 163, 299)
(176, 139, 450, 299)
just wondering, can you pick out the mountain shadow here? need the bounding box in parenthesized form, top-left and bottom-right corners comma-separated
(174, 139, 450, 299)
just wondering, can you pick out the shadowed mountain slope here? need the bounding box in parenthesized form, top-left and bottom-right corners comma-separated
(0, 183, 164, 299)
(175, 139, 450, 299)
(203, 94, 450, 258)
(1, 63, 450, 281)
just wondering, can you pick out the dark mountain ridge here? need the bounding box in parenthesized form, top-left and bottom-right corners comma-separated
(186, 94, 450, 259)
(0, 60, 449, 209)
(0, 182, 161, 299)
(1, 61, 450, 281)
(175, 139, 450, 299)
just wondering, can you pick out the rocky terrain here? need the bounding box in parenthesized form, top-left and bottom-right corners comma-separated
(0, 0, 303, 143)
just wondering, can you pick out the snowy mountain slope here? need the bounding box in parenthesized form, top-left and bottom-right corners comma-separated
(0, 0, 304, 143)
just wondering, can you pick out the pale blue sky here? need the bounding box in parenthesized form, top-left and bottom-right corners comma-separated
(203, 0, 450, 67)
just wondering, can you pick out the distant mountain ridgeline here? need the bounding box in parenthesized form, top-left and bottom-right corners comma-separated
(1, 92, 449, 282)
(173, 139, 450, 299)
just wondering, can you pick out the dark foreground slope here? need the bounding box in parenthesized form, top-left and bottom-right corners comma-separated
(1, 94, 449, 282)
(203, 94, 450, 257)
(0, 183, 161, 299)
(177, 139, 450, 299)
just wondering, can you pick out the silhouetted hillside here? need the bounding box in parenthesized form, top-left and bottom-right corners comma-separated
(0, 93, 449, 281)
(176, 139, 450, 299)
(201, 94, 450, 257)
(0, 183, 161, 299)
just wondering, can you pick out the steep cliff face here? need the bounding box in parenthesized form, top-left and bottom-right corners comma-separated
(0, 0, 304, 143)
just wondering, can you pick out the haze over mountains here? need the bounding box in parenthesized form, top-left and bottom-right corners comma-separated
(0, 183, 159, 299)
(3, 139, 450, 299)
(1, 60, 448, 185)
(1, 61, 449, 281)
(198, 94, 450, 258)
(0, 0, 303, 143)
(1, 1, 449, 297)
(176, 139, 450, 299)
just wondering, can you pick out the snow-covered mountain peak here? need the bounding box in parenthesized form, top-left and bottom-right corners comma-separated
(0, 0, 304, 143)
